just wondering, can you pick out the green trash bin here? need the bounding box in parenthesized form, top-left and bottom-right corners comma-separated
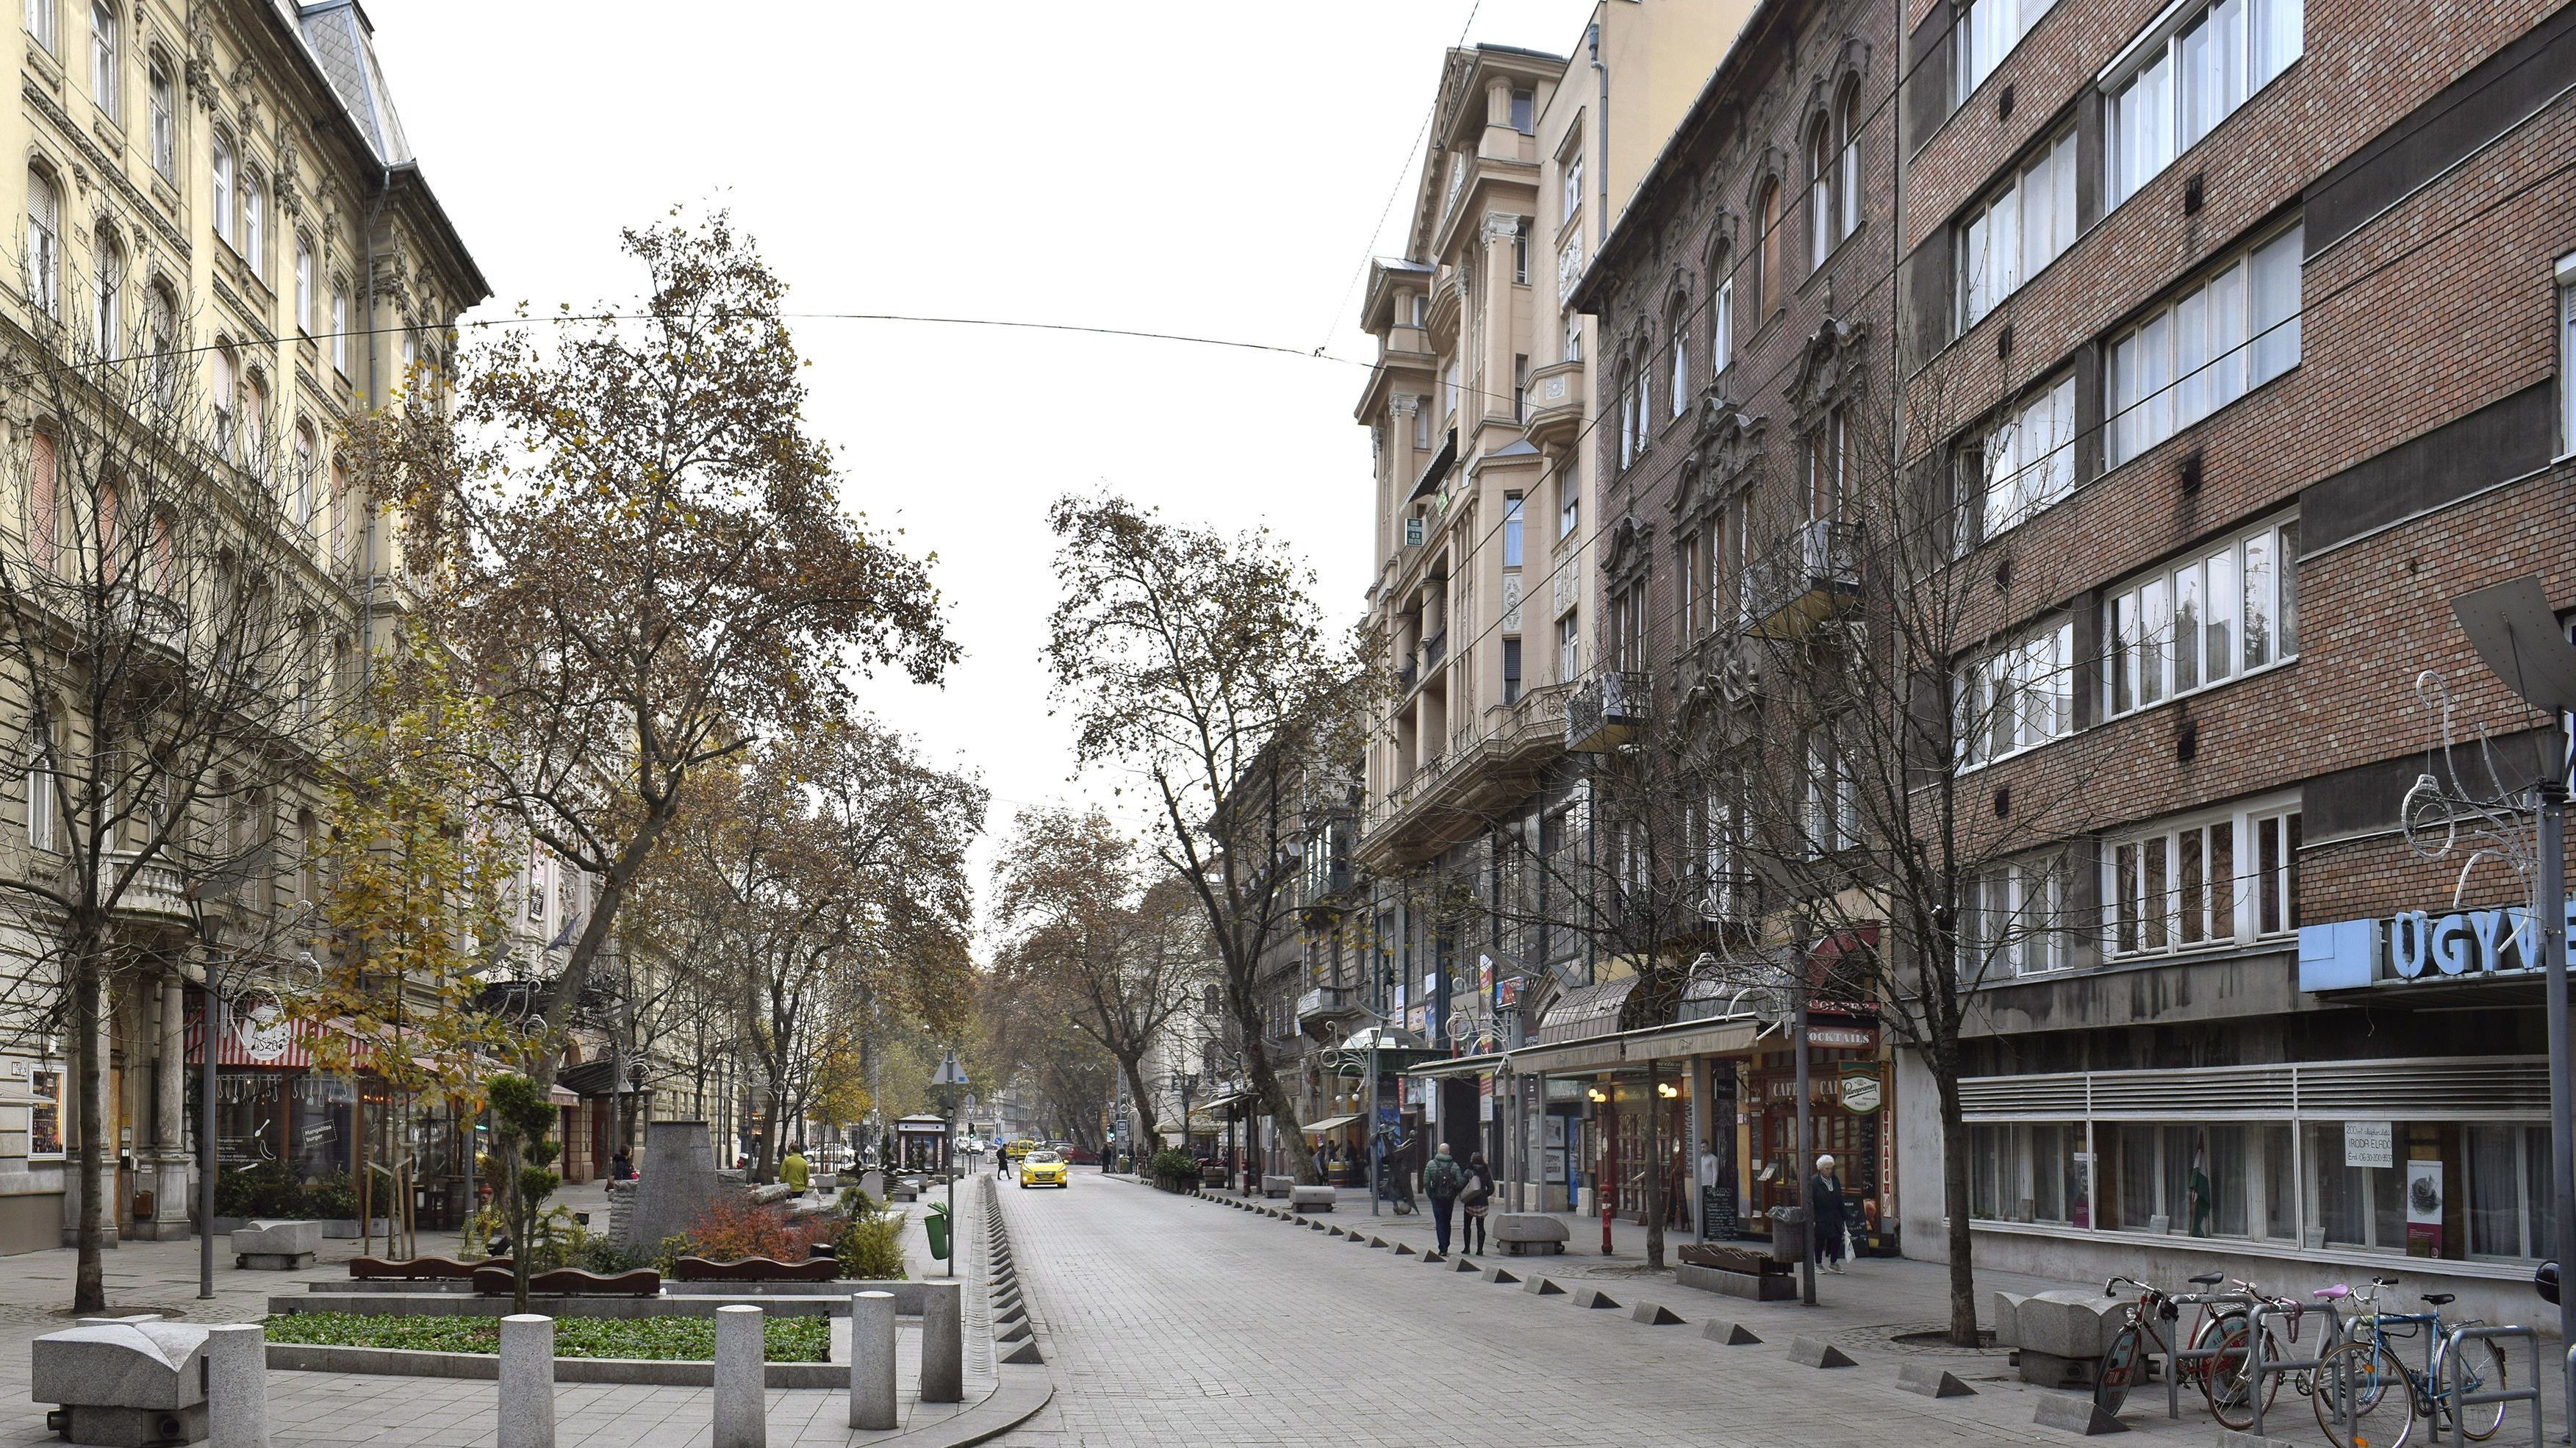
(925, 1202, 951, 1261)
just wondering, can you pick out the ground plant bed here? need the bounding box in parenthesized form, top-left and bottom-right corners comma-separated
(262, 1311, 830, 1362)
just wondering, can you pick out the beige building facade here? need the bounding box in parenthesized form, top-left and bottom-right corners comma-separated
(0, 0, 485, 1250)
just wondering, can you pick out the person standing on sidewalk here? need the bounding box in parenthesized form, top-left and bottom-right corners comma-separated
(1807, 1153, 1848, 1274)
(1460, 1152, 1495, 1256)
(1421, 1143, 1466, 1261)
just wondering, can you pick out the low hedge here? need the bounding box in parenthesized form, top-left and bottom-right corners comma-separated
(261, 1311, 830, 1362)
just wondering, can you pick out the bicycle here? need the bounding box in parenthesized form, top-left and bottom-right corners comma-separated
(2094, 1272, 2263, 1419)
(2311, 1276, 2509, 1448)
(2201, 1277, 2356, 1431)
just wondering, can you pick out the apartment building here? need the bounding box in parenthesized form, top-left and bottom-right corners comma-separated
(0, 0, 485, 1250)
(1353, 3, 1754, 1215)
(1566, 0, 2576, 1319)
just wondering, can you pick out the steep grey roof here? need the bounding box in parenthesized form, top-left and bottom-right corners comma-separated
(294, 1, 411, 165)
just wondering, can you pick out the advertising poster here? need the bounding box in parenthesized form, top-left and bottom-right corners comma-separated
(2405, 1160, 2444, 1256)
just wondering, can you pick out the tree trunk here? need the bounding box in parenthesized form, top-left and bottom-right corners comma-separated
(70, 951, 104, 1313)
(1238, 1025, 1315, 1183)
(1116, 1051, 1160, 1147)
(1643, 1064, 1666, 1269)
(1937, 1061, 1980, 1346)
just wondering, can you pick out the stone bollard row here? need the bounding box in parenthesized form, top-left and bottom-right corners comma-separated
(714, 1304, 766, 1448)
(204, 1322, 268, 1448)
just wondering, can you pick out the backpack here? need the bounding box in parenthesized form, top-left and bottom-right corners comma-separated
(1424, 1155, 1465, 1199)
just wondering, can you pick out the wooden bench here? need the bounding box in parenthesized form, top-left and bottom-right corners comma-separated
(470, 1266, 663, 1296)
(350, 1255, 507, 1281)
(671, 1255, 842, 1283)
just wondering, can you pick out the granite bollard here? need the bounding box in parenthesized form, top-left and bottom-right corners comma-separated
(848, 1291, 897, 1430)
(498, 1313, 555, 1448)
(920, 1280, 964, 1403)
(713, 1304, 765, 1448)
(204, 1323, 269, 1448)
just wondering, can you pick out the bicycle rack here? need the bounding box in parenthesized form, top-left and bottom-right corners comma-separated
(2245, 1299, 2350, 1438)
(2433, 1323, 2540, 1448)
(2156, 1301, 2259, 1421)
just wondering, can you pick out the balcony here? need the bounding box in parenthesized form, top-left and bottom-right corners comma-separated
(1360, 681, 1572, 870)
(108, 851, 190, 925)
(1565, 670, 1649, 753)
(1296, 986, 1365, 1030)
(1743, 519, 1862, 639)
(1421, 628, 1447, 672)
(1396, 656, 1418, 693)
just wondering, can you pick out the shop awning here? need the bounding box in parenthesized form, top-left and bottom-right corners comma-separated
(1509, 1015, 1761, 1075)
(1536, 976, 1637, 1044)
(548, 1084, 580, 1107)
(1405, 1051, 1506, 1080)
(1299, 1114, 1360, 1134)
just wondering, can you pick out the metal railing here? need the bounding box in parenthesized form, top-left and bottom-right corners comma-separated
(2245, 1297, 2350, 1438)
(2433, 1324, 2539, 1448)
(1421, 628, 1446, 670)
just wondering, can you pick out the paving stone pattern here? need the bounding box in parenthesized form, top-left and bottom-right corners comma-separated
(989, 1178, 2564, 1447)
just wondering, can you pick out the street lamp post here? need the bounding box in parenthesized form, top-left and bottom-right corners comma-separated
(930, 1050, 969, 1277)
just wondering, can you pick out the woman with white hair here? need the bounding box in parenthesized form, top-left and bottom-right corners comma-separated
(1807, 1153, 1848, 1274)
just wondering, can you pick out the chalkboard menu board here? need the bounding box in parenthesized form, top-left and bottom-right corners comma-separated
(1699, 1185, 1737, 1240)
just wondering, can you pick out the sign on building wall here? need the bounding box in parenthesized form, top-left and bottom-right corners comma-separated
(2344, 1121, 2394, 1169)
(2300, 897, 2576, 992)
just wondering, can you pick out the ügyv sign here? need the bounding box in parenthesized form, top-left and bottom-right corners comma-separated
(2297, 896, 2576, 992)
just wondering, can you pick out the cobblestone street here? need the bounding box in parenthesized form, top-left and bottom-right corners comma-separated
(991, 1176, 2563, 1447)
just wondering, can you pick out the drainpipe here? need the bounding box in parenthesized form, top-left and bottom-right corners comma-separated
(1589, 21, 1609, 230)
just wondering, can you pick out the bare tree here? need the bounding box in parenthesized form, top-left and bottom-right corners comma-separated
(0, 265, 349, 1308)
(367, 214, 957, 1079)
(1042, 493, 1368, 1186)
(988, 805, 1206, 1147)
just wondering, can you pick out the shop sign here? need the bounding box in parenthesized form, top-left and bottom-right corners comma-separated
(1839, 1068, 1882, 1114)
(1808, 1024, 1879, 1050)
(2299, 896, 2576, 992)
(1479, 1077, 1494, 1122)
(2344, 1121, 2394, 1169)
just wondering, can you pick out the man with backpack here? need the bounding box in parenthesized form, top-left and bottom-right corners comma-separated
(1421, 1142, 1467, 1261)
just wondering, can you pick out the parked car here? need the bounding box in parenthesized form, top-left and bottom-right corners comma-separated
(1060, 1144, 1100, 1165)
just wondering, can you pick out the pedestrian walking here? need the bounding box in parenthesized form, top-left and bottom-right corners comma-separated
(1421, 1142, 1466, 1261)
(1460, 1152, 1494, 1255)
(1807, 1153, 1848, 1275)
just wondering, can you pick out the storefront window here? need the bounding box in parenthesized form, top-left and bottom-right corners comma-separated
(1970, 1122, 2087, 1225)
(1974, 1119, 2294, 1241)
(293, 1075, 353, 1179)
(2466, 1124, 2554, 1261)
(217, 1073, 288, 1168)
(2307, 1122, 2405, 1252)
(29, 1068, 61, 1158)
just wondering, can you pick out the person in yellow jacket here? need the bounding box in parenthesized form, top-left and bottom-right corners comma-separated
(780, 1144, 811, 1193)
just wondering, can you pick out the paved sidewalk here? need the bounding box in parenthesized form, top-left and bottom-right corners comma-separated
(995, 1176, 2566, 1447)
(0, 1184, 1001, 1447)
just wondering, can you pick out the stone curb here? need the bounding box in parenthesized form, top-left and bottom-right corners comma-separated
(262, 1341, 844, 1388)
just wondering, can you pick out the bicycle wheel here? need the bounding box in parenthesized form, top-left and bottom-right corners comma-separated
(2197, 1316, 2282, 1430)
(2314, 1340, 2414, 1448)
(2093, 1322, 2145, 1417)
(2442, 1335, 2508, 1441)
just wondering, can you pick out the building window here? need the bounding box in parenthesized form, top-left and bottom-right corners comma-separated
(146, 282, 174, 404)
(2104, 515, 2297, 718)
(1562, 148, 1583, 223)
(1409, 400, 1429, 452)
(2109, 0, 2303, 208)
(241, 374, 265, 462)
(1616, 362, 1639, 470)
(24, 169, 58, 318)
(1556, 609, 1579, 683)
(1960, 851, 2072, 978)
(1953, 617, 2073, 767)
(1442, 361, 1458, 423)
(211, 134, 234, 248)
(1502, 637, 1523, 704)
(1510, 87, 1534, 135)
(1558, 467, 1578, 539)
(147, 54, 171, 177)
(26, 429, 57, 574)
(2109, 221, 2302, 466)
(1956, 0, 2057, 104)
(25, 0, 53, 54)
(1753, 178, 1783, 319)
(26, 712, 56, 851)
(1839, 85, 1861, 243)
(1804, 723, 1859, 854)
(1512, 221, 1529, 284)
(1959, 129, 2076, 330)
(1512, 354, 1529, 422)
(91, 223, 119, 359)
(211, 345, 237, 459)
(1711, 267, 1734, 376)
(1807, 406, 1848, 518)
(293, 423, 317, 528)
(239, 171, 265, 274)
(295, 234, 314, 334)
(87, 0, 112, 118)
(1808, 85, 1862, 269)
(2467, 1123, 2559, 1260)
(1667, 301, 1690, 418)
(330, 284, 350, 376)
(2102, 793, 2299, 959)
(1563, 309, 1581, 364)
(1963, 373, 2077, 549)
(2559, 252, 2575, 455)
(1502, 493, 1524, 568)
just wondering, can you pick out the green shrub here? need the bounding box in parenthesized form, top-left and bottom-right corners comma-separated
(835, 1203, 906, 1280)
(261, 1311, 828, 1362)
(1147, 1148, 1196, 1189)
(649, 1234, 693, 1275)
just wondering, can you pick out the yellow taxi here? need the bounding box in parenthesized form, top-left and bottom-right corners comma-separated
(1016, 1149, 1069, 1189)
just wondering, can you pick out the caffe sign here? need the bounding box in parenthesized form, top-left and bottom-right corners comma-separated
(2298, 896, 2576, 993)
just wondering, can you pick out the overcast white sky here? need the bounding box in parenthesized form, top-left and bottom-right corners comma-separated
(370, 0, 1596, 894)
